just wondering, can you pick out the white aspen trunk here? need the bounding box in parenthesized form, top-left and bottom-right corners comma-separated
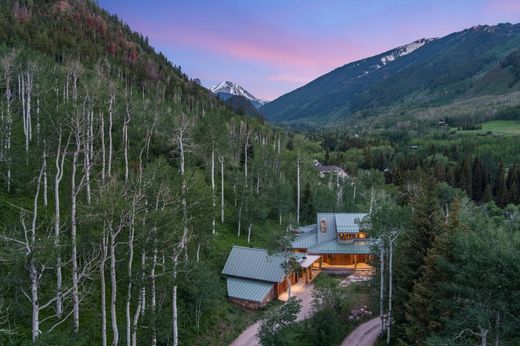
(151, 236, 158, 346)
(110, 227, 120, 346)
(211, 147, 216, 234)
(101, 226, 108, 346)
(29, 167, 44, 342)
(42, 142, 48, 207)
(219, 156, 224, 224)
(380, 242, 385, 336)
(126, 218, 135, 346)
(247, 224, 252, 243)
(244, 132, 249, 185)
(277, 136, 281, 154)
(353, 183, 357, 200)
(370, 187, 375, 214)
(124, 98, 131, 182)
(108, 91, 114, 177)
(54, 132, 67, 318)
(172, 252, 180, 346)
(3, 54, 13, 192)
(30, 252, 40, 342)
(140, 248, 146, 316)
(296, 155, 301, 225)
(387, 237, 393, 345)
(237, 206, 242, 237)
(100, 112, 106, 182)
(84, 121, 92, 205)
(36, 97, 40, 144)
(71, 121, 81, 334)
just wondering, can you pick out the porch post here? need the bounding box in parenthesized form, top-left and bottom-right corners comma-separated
(305, 268, 309, 284)
(355, 254, 358, 269)
(319, 256, 322, 269)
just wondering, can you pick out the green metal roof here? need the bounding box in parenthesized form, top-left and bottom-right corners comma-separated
(226, 277, 274, 303)
(291, 231, 318, 249)
(335, 213, 367, 233)
(308, 239, 375, 254)
(222, 246, 285, 283)
(297, 224, 317, 233)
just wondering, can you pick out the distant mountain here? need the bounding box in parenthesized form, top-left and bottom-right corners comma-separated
(261, 23, 520, 126)
(223, 95, 261, 117)
(210, 81, 268, 109)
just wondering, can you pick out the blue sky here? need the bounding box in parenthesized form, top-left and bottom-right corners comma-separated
(99, 0, 520, 100)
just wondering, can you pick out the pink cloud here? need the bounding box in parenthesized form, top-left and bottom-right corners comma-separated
(131, 19, 366, 72)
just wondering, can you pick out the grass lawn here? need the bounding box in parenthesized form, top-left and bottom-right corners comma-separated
(481, 120, 520, 135)
(458, 120, 520, 136)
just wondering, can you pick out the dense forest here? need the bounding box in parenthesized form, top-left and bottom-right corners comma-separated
(1, 1, 519, 346)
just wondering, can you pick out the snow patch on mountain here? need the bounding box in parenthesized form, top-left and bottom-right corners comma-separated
(380, 38, 436, 65)
(209, 81, 268, 108)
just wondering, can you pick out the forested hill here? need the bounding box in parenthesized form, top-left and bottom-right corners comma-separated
(261, 23, 520, 127)
(0, 0, 213, 104)
(0, 1, 321, 344)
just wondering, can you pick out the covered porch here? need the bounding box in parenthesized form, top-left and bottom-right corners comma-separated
(312, 254, 375, 274)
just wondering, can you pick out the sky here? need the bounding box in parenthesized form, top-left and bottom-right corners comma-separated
(98, 0, 520, 100)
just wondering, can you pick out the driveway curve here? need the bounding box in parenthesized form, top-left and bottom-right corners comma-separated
(341, 317, 381, 346)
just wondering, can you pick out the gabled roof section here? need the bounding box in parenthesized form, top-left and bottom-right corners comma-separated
(226, 277, 273, 303)
(316, 213, 338, 243)
(297, 224, 317, 234)
(291, 231, 318, 249)
(335, 213, 368, 233)
(222, 246, 285, 283)
(308, 239, 376, 255)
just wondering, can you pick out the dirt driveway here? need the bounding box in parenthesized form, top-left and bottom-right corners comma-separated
(341, 317, 381, 346)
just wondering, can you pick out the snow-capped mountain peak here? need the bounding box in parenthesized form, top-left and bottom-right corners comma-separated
(209, 81, 268, 108)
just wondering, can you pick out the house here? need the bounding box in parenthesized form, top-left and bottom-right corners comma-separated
(291, 213, 376, 271)
(222, 246, 320, 309)
(314, 160, 349, 180)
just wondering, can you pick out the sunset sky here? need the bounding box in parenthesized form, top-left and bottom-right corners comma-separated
(98, 0, 520, 100)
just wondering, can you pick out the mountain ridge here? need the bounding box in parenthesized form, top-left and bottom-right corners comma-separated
(260, 22, 520, 126)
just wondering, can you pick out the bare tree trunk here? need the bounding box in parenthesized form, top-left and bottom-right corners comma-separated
(219, 156, 224, 224)
(237, 206, 242, 237)
(100, 112, 106, 182)
(123, 97, 131, 182)
(172, 253, 180, 346)
(211, 147, 216, 234)
(108, 90, 114, 177)
(126, 217, 135, 346)
(29, 167, 44, 341)
(247, 223, 252, 243)
(387, 237, 393, 345)
(244, 132, 249, 185)
(380, 242, 385, 336)
(110, 226, 120, 346)
(71, 119, 81, 334)
(54, 132, 68, 318)
(42, 141, 48, 207)
(2, 53, 14, 192)
(296, 154, 301, 225)
(151, 236, 158, 346)
(101, 226, 109, 346)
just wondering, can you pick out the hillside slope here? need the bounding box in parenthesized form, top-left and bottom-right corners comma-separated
(261, 23, 520, 126)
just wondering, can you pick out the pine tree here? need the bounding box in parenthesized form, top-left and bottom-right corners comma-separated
(494, 162, 507, 207)
(393, 180, 444, 341)
(404, 199, 460, 342)
(456, 157, 472, 197)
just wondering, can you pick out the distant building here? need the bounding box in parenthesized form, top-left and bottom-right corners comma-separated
(314, 160, 349, 179)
